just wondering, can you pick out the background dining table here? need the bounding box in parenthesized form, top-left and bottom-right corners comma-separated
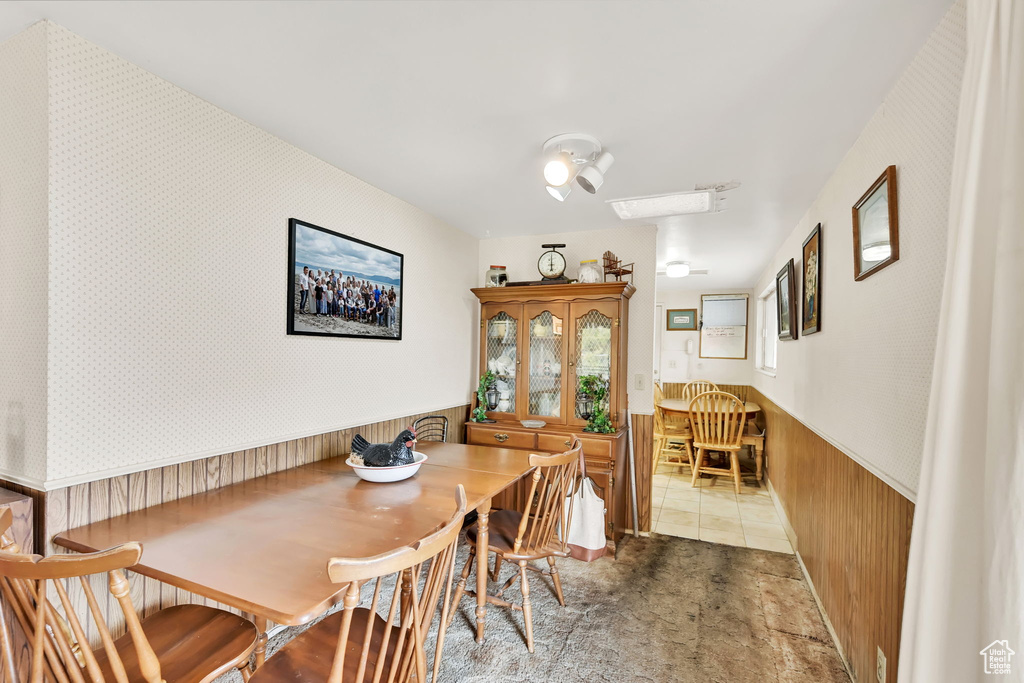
(657, 399, 766, 481)
(54, 441, 536, 668)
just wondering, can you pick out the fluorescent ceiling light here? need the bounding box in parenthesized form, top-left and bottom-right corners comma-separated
(607, 189, 717, 220)
(665, 261, 690, 278)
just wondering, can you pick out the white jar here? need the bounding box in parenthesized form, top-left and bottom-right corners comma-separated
(578, 259, 602, 283)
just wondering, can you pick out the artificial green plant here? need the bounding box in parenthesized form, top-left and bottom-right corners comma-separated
(471, 371, 497, 422)
(578, 374, 614, 433)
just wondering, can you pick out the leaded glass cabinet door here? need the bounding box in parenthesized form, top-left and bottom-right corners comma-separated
(522, 303, 569, 424)
(568, 301, 619, 429)
(480, 303, 522, 420)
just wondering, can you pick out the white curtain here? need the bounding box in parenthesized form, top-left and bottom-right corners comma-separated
(899, 1, 1024, 681)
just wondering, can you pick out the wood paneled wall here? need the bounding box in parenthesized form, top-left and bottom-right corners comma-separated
(660, 382, 748, 402)
(748, 387, 913, 683)
(8, 405, 468, 647)
(629, 413, 654, 533)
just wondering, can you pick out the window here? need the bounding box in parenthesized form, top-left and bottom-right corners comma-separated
(756, 285, 777, 375)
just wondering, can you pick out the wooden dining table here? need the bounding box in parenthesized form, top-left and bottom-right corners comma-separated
(657, 399, 766, 481)
(53, 441, 536, 667)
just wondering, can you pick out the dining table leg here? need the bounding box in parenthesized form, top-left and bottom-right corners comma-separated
(475, 496, 491, 644)
(252, 615, 268, 670)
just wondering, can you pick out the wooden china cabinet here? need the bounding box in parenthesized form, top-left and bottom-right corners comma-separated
(466, 281, 635, 545)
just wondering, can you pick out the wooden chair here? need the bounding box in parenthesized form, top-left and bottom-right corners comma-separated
(654, 404, 692, 474)
(681, 379, 719, 403)
(0, 507, 258, 683)
(448, 439, 582, 653)
(688, 391, 748, 494)
(251, 486, 467, 683)
(412, 415, 449, 443)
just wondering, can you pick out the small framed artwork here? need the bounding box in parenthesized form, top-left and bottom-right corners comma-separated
(802, 223, 822, 335)
(776, 259, 798, 340)
(288, 218, 404, 340)
(666, 308, 698, 331)
(852, 165, 899, 280)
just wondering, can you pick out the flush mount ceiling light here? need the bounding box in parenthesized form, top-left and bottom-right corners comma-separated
(542, 133, 612, 200)
(665, 261, 691, 278)
(607, 189, 718, 220)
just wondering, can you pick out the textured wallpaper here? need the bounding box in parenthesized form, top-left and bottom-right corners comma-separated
(0, 24, 48, 484)
(478, 225, 658, 415)
(41, 23, 479, 484)
(751, 1, 967, 499)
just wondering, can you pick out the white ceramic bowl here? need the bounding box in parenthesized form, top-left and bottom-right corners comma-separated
(346, 451, 428, 483)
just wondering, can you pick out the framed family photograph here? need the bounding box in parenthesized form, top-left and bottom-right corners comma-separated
(801, 223, 822, 335)
(776, 259, 797, 341)
(287, 218, 404, 340)
(852, 165, 899, 280)
(666, 308, 698, 331)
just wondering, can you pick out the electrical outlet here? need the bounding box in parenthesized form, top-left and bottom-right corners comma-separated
(668, 360, 677, 369)
(876, 647, 886, 683)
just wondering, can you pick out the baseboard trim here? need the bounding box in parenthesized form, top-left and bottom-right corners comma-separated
(766, 477, 855, 682)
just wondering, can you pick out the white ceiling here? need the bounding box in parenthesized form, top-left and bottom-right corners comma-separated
(0, 0, 952, 289)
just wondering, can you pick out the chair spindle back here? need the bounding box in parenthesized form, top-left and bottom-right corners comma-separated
(0, 539, 165, 683)
(681, 380, 720, 404)
(688, 391, 747, 451)
(323, 485, 467, 683)
(513, 438, 583, 557)
(411, 415, 449, 443)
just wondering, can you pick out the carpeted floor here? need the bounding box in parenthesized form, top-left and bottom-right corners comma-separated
(221, 534, 850, 682)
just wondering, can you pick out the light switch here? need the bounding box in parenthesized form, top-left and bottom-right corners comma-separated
(634, 374, 645, 390)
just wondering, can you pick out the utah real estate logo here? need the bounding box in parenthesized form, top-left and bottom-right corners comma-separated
(980, 640, 1015, 675)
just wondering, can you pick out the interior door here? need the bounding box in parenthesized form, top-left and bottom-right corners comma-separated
(522, 302, 569, 424)
(567, 301, 620, 430)
(480, 303, 522, 420)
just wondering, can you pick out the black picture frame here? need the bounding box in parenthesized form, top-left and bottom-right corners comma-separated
(287, 218, 404, 340)
(801, 223, 822, 335)
(776, 259, 798, 341)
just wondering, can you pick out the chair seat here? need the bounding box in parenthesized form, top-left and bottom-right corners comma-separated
(466, 509, 562, 560)
(93, 605, 258, 683)
(251, 608, 398, 683)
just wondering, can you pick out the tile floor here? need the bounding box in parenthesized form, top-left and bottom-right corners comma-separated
(651, 463, 794, 553)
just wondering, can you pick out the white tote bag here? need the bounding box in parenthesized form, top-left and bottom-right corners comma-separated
(563, 456, 608, 562)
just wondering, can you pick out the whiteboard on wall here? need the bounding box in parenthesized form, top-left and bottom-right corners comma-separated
(700, 295, 749, 359)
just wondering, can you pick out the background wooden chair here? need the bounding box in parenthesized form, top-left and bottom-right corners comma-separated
(654, 404, 692, 474)
(251, 486, 467, 683)
(412, 415, 449, 443)
(681, 379, 719, 403)
(449, 439, 582, 653)
(688, 391, 748, 494)
(0, 514, 258, 683)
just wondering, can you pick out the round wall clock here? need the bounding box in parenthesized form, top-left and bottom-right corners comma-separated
(538, 243, 567, 279)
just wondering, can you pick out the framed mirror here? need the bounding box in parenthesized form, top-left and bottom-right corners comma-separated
(776, 259, 797, 341)
(852, 165, 899, 280)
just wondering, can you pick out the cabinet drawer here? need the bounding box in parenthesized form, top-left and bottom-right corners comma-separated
(537, 433, 612, 459)
(468, 427, 536, 449)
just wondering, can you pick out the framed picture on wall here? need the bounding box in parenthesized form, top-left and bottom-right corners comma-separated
(852, 165, 900, 280)
(666, 308, 698, 331)
(287, 218, 404, 340)
(776, 259, 798, 341)
(801, 223, 822, 336)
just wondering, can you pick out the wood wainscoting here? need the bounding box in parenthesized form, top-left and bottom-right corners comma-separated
(0, 405, 468, 646)
(630, 413, 654, 533)
(748, 387, 914, 683)
(660, 382, 748, 402)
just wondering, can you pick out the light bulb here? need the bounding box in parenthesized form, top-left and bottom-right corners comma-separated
(543, 154, 571, 186)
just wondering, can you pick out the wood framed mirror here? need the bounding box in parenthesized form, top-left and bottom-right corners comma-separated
(852, 165, 899, 280)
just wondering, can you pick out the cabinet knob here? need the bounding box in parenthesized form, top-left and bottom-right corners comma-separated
(563, 439, 571, 447)
(494, 433, 509, 443)
(568, 361, 574, 367)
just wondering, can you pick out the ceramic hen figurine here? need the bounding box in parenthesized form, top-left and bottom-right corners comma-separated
(351, 428, 417, 467)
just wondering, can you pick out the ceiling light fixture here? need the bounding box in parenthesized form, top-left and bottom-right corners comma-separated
(542, 133, 609, 201)
(665, 261, 691, 278)
(576, 152, 615, 194)
(607, 189, 718, 220)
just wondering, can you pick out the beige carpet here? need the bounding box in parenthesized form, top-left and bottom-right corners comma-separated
(222, 534, 850, 682)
